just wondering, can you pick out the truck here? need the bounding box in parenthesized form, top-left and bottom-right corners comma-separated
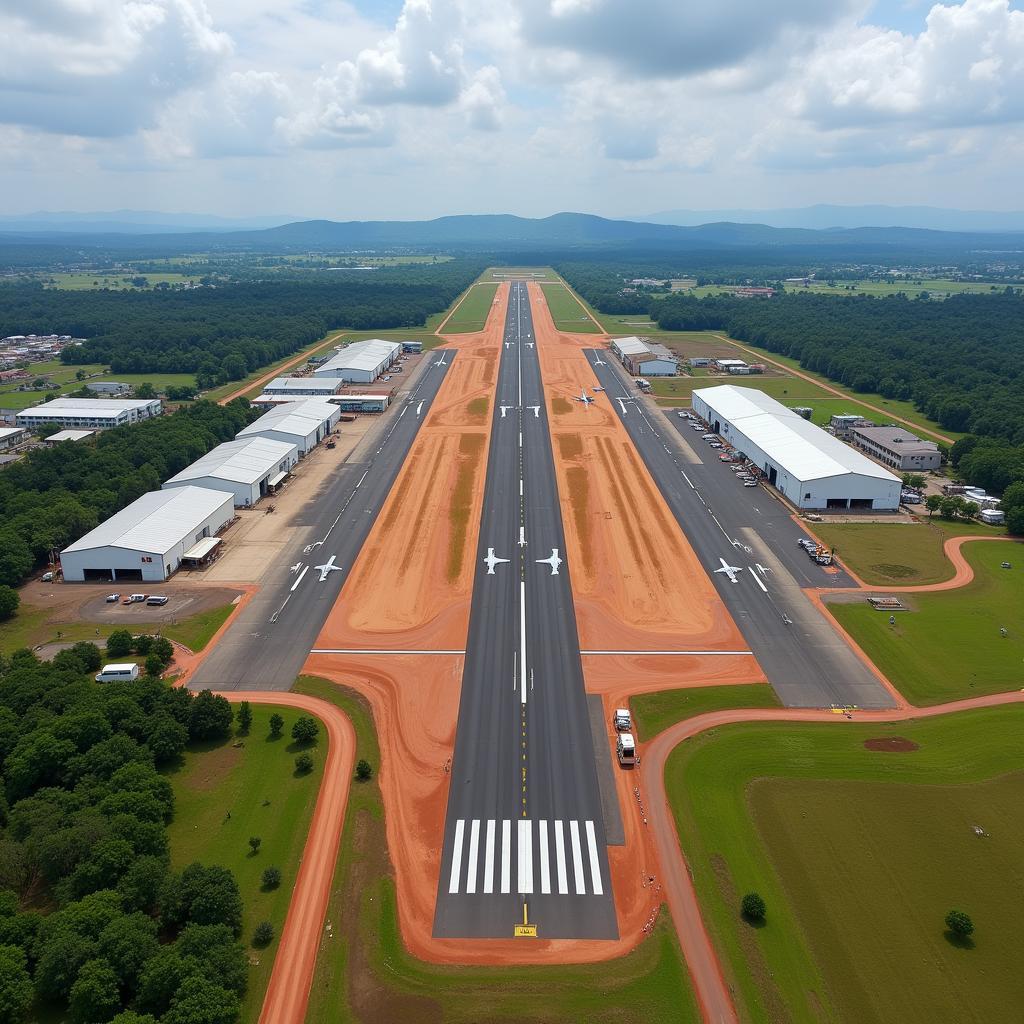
(616, 733, 636, 768)
(613, 707, 632, 732)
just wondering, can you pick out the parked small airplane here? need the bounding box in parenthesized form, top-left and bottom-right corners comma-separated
(435, 354, 448, 367)
(483, 548, 511, 575)
(536, 549, 563, 576)
(713, 558, 743, 584)
(572, 388, 594, 405)
(314, 555, 343, 582)
(289, 562, 302, 573)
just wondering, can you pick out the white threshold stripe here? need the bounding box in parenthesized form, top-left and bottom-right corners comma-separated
(310, 648, 466, 655)
(466, 819, 480, 895)
(554, 820, 568, 894)
(518, 819, 533, 894)
(585, 820, 604, 896)
(448, 819, 464, 895)
(579, 650, 753, 656)
(500, 820, 512, 894)
(569, 821, 586, 896)
(483, 820, 496, 894)
(538, 820, 551, 895)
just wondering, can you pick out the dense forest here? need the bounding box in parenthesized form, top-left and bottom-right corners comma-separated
(0, 401, 257, 587)
(0, 647, 248, 1023)
(0, 261, 482, 388)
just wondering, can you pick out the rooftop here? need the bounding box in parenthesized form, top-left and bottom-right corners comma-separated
(611, 336, 652, 356)
(851, 424, 939, 454)
(45, 429, 95, 442)
(237, 400, 338, 440)
(318, 338, 400, 375)
(63, 486, 234, 555)
(164, 436, 297, 487)
(264, 377, 344, 391)
(19, 396, 160, 418)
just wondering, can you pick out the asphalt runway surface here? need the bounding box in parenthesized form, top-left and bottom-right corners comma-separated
(433, 282, 618, 940)
(189, 353, 455, 692)
(586, 352, 895, 710)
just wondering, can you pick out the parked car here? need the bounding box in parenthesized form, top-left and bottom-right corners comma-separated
(41, 572, 54, 582)
(382, 375, 392, 381)
(105, 593, 120, 603)
(128, 593, 147, 603)
(743, 479, 758, 487)
(146, 595, 169, 606)
(121, 596, 133, 605)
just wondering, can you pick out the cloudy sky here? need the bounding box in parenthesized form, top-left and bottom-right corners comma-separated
(1, 0, 1022, 219)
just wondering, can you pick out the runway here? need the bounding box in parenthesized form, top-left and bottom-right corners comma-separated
(586, 352, 896, 710)
(189, 353, 455, 691)
(432, 282, 618, 940)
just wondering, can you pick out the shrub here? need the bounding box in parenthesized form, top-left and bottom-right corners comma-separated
(355, 759, 373, 781)
(294, 753, 313, 774)
(945, 909, 974, 937)
(290, 716, 318, 745)
(252, 922, 274, 948)
(261, 867, 281, 890)
(741, 892, 766, 921)
(268, 713, 284, 739)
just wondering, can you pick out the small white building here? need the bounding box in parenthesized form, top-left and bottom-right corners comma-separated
(85, 381, 131, 396)
(60, 486, 235, 583)
(850, 425, 942, 472)
(313, 339, 400, 384)
(692, 384, 901, 511)
(235, 399, 340, 455)
(0, 426, 27, 450)
(162, 436, 298, 508)
(261, 377, 346, 399)
(610, 336, 678, 376)
(16, 397, 162, 430)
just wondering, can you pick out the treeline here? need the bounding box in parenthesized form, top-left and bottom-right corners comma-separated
(0, 261, 482, 388)
(0, 401, 256, 587)
(0, 646, 248, 1022)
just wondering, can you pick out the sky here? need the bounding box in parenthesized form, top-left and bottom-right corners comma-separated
(1, 0, 1023, 220)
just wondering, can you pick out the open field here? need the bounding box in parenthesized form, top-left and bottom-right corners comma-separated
(787, 277, 1008, 298)
(630, 684, 780, 741)
(38, 271, 203, 290)
(161, 602, 236, 651)
(539, 283, 602, 332)
(646, 372, 829, 402)
(813, 520, 1006, 586)
(164, 704, 324, 1021)
(826, 541, 1024, 705)
(666, 707, 1024, 1023)
(441, 282, 500, 332)
(294, 677, 700, 1024)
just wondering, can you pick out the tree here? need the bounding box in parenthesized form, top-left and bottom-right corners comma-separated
(236, 702, 252, 734)
(146, 715, 189, 764)
(925, 494, 943, 518)
(261, 867, 281, 890)
(741, 892, 766, 921)
(294, 753, 313, 774)
(355, 759, 373, 781)
(268, 713, 284, 739)
(134, 634, 153, 656)
(144, 653, 165, 678)
(248, 837, 261, 856)
(161, 863, 243, 936)
(945, 909, 974, 937)
(252, 921, 274, 948)
(135, 383, 157, 399)
(187, 691, 233, 741)
(68, 957, 120, 1024)
(97, 912, 159, 988)
(0, 586, 18, 622)
(290, 716, 318, 745)
(106, 629, 134, 659)
(0, 944, 33, 1024)
(68, 641, 102, 672)
(151, 636, 173, 665)
(162, 975, 239, 1024)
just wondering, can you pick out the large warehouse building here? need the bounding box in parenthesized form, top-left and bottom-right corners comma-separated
(313, 339, 400, 383)
(16, 396, 162, 431)
(162, 436, 298, 508)
(692, 385, 901, 510)
(60, 486, 234, 582)
(235, 399, 340, 455)
(610, 336, 678, 376)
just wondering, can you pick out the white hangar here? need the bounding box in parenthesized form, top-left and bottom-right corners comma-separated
(235, 399, 340, 455)
(313, 339, 400, 384)
(692, 385, 901, 511)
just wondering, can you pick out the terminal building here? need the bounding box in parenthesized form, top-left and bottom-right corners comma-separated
(235, 399, 340, 456)
(313, 339, 401, 384)
(849, 425, 942, 472)
(16, 396, 162, 431)
(692, 385, 901, 511)
(609, 336, 678, 376)
(162, 436, 298, 507)
(60, 486, 235, 582)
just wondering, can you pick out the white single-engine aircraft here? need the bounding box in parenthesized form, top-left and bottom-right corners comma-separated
(483, 548, 511, 575)
(713, 558, 743, 584)
(572, 388, 594, 405)
(314, 555, 343, 582)
(536, 549, 563, 575)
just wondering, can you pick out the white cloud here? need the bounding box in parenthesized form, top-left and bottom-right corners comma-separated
(460, 66, 506, 130)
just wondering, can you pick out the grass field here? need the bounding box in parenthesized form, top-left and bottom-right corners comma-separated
(161, 602, 236, 651)
(164, 704, 324, 1022)
(813, 520, 1006, 586)
(788, 277, 1007, 298)
(630, 684, 780, 741)
(293, 676, 700, 1023)
(666, 707, 1024, 1023)
(441, 283, 500, 332)
(39, 272, 203, 290)
(826, 540, 1024, 705)
(646, 373, 831, 402)
(539, 283, 602, 333)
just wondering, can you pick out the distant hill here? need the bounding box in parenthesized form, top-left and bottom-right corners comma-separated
(0, 209, 296, 234)
(639, 204, 1024, 233)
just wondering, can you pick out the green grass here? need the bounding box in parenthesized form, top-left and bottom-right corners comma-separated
(666, 707, 1024, 1023)
(647, 374, 831, 402)
(164, 704, 324, 1022)
(293, 676, 700, 1023)
(630, 685, 780, 741)
(539, 283, 602, 333)
(827, 540, 1024, 704)
(441, 282, 500, 332)
(789, 277, 1008, 298)
(39, 272, 202, 290)
(813, 520, 1006, 586)
(161, 602, 236, 652)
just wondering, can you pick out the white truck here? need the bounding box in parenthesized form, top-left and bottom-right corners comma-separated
(616, 733, 636, 767)
(613, 707, 632, 731)
(95, 663, 140, 683)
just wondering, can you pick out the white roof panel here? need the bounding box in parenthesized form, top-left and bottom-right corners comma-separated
(63, 486, 233, 556)
(22, 397, 159, 414)
(45, 429, 95, 442)
(236, 400, 337, 440)
(165, 437, 297, 487)
(612, 336, 652, 356)
(318, 338, 400, 374)
(264, 377, 343, 391)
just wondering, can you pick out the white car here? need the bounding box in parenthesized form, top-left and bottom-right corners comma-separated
(382, 375, 392, 381)
(105, 593, 120, 603)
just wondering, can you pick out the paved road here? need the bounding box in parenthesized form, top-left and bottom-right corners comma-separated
(586, 352, 895, 710)
(190, 354, 455, 691)
(433, 282, 618, 940)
